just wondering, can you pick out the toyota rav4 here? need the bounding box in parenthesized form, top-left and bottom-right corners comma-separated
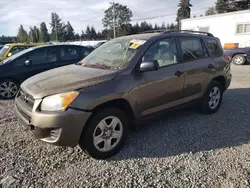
(14, 30, 232, 159)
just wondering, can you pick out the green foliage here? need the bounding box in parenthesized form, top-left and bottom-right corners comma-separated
(39, 22, 49, 42)
(176, 0, 192, 28)
(216, 0, 250, 13)
(205, 7, 217, 16)
(65, 21, 75, 41)
(102, 3, 133, 37)
(50, 12, 66, 42)
(18, 25, 28, 42)
(0, 35, 18, 43)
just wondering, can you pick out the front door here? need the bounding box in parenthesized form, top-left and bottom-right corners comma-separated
(135, 37, 185, 117)
(11, 47, 59, 82)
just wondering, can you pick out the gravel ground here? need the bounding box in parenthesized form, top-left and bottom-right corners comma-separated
(1, 64, 250, 188)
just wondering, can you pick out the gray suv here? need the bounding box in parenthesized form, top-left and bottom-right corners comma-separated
(14, 30, 232, 159)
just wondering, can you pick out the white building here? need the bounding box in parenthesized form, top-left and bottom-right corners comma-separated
(181, 10, 250, 47)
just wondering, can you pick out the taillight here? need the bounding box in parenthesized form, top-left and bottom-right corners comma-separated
(224, 55, 231, 62)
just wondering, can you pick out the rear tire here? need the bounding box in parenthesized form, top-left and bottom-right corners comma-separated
(232, 54, 246, 65)
(0, 79, 19, 100)
(79, 108, 129, 160)
(199, 81, 223, 114)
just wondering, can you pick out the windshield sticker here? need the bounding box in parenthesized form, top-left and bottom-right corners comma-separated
(129, 39, 146, 49)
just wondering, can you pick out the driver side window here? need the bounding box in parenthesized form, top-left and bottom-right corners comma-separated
(142, 38, 178, 67)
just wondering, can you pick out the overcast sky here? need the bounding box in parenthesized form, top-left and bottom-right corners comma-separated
(0, 0, 216, 36)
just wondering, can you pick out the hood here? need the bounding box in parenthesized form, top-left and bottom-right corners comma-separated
(21, 64, 118, 99)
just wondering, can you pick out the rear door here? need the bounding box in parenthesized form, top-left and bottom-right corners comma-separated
(178, 36, 215, 103)
(9, 46, 26, 56)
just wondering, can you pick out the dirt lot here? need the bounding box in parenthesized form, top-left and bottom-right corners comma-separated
(1, 64, 250, 188)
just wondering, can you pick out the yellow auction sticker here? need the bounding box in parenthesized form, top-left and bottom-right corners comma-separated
(129, 42, 142, 49)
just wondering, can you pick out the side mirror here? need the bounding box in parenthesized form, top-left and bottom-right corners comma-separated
(139, 60, 159, 72)
(24, 59, 31, 66)
(7, 53, 12, 57)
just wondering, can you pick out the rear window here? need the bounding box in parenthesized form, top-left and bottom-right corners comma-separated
(205, 39, 222, 57)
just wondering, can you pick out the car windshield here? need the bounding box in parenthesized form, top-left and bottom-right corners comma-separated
(79, 38, 146, 70)
(0, 45, 10, 57)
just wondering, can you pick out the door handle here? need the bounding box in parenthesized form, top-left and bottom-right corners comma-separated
(175, 70, 184, 77)
(208, 64, 215, 69)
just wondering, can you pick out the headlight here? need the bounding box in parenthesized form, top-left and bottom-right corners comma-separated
(41, 91, 79, 111)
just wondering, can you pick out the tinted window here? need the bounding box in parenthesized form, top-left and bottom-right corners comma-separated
(205, 39, 221, 56)
(180, 37, 205, 61)
(30, 47, 58, 65)
(80, 47, 91, 58)
(143, 37, 178, 67)
(12, 56, 28, 67)
(60, 46, 79, 61)
(10, 46, 26, 55)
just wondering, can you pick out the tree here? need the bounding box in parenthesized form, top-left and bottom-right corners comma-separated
(74, 33, 80, 40)
(39, 22, 49, 42)
(161, 22, 166, 29)
(33, 26, 40, 42)
(205, 7, 217, 16)
(50, 12, 66, 41)
(17, 25, 28, 42)
(81, 30, 85, 40)
(176, 0, 192, 29)
(85, 26, 91, 40)
(28, 27, 35, 42)
(102, 3, 133, 37)
(193, 15, 197, 18)
(216, 0, 231, 13)
(65, 21, 74, 41)
(215, 0, 250, 13)
(90, 26, 97, 40)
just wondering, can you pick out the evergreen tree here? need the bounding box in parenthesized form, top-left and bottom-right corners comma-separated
(85, 26, 91, 40)
(17, 25, 28, 42)
(81, 30, 85, 40)
(28, 27, 35, 42)
(90, 26, 97, 40)
(205, 7, 217, 16)
(33, 26, 40, 42)
(65, 21, 75, 41)
(176, 0, 192, 29)
(74, 33, 80, 40)
(161, 22, 166, 29)
(50, 12, 66, 41)
(39, 22, 49, 42)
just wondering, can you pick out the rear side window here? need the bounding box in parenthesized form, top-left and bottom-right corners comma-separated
(205, 39, 222, 56)
(80, 47, 91, 58)
(60, 46, 79, 61)
(180, 37, 206, 61)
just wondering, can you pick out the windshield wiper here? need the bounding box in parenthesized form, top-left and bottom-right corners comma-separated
(83, 63, 108, 70)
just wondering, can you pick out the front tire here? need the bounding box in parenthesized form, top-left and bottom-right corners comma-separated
(79, 108, 129, 159)
(0, 79, 19, 100)
(232, 54, 246, 65)
(199, 81, 223, 114)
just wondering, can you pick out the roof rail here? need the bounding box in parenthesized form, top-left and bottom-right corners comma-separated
(162, 30, 214, 37)
(139, 29, 166, 34)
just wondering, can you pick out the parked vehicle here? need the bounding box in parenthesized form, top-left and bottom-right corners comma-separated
(0, 43, 44, 62)
(224, 48, 250, 65)
(14, 30, 232, 159)
(0, 44, 93, 99)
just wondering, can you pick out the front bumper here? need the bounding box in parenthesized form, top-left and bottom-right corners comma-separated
(14, 96, 92, 147)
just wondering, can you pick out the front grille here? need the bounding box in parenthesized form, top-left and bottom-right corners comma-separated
(17, 89, 35, 109)
(16, 104, 31, 122)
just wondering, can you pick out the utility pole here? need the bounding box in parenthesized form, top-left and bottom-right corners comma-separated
(110, 1, 116, 38)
